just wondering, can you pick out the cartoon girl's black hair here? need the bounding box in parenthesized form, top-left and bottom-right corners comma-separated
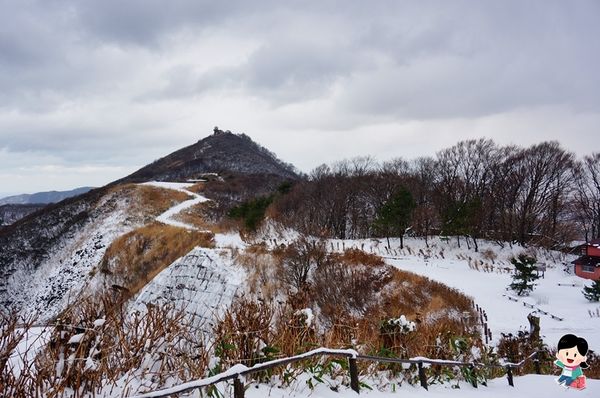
(558, 334, 589, 369)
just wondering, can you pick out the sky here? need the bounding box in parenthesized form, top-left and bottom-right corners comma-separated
(1, 0, 599, 197)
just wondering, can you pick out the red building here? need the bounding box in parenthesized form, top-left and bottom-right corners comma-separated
(572, 239, 600, 280)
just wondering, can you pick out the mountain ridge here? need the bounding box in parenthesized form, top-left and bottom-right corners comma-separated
(117, 129, 299, 184)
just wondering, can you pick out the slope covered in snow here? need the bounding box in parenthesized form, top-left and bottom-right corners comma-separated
(322, 236, 597, 350)
(130, 247, 245, 335)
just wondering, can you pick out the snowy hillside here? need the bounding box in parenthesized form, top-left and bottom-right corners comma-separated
(322, 236, 597, 350)
(130, 247, 245, 334)
(5, 191, 138, 320)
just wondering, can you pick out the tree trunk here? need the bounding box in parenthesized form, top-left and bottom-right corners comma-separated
(386, 236, 391, 250)
(456, 235, 461, 248)
(473, 236, 479, 252)
(400, 234, 404, 250)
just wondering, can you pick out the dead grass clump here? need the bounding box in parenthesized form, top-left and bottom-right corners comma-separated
(99, 223, 215, 295)
(105, 183, 190, 224)
(337, 248, 384, 267)
(313, 257, 392, 324)
(175, 201, 217, 231)
(481, 248, 497, 263)
(236, 246, 280, 300)
(34, 293, 208, 397)
(213, 298, 274, 369)
(187, 182, 206, 194)
(0, 312, 39, 398)
(274, 237, 328, 292)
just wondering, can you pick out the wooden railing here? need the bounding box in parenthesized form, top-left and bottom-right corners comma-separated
(131, 348, 543, 398)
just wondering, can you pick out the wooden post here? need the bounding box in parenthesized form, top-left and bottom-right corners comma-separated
(506, 366, 514, 387)
(233, 377, 244, 398)
(534, 354, 541, 374)
(349, 357, 360, 393)
(418, 362, 428, 390)
(469, 365, 478, 388)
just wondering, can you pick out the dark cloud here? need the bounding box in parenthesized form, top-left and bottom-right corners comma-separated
(0, 0, 599, 193)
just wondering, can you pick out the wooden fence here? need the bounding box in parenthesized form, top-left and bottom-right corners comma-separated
(131, 348, 543, 398)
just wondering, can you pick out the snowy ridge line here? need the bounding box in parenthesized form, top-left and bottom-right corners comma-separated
(130, 348, 358, 398)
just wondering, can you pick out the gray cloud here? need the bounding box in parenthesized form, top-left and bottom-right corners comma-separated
(0, 0, 599, 194)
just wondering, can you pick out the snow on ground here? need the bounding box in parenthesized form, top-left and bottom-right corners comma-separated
(7, 326, 52, 377)
(129, 247, 245, 335)
(7, 193, 138, 321)
(245, 374, 599, 398)
(325, 236, 599, 350)
(140, 181, 210, 231)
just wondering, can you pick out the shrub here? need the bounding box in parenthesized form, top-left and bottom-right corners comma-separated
(583, 280, 600, 302)
(228, 195, 274, 231)
(509, 254, 539, 296)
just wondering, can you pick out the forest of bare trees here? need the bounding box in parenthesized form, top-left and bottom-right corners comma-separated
(270, 139, 600, 250)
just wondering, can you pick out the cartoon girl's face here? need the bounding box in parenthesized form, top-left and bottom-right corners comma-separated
(557, 347, 587, 367)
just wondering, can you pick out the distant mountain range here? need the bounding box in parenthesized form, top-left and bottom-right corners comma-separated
(0, 187, 94, 205)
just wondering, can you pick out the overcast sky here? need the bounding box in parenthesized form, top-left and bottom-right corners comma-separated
(1, 0, 599, 196)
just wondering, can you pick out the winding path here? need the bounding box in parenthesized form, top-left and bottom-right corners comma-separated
(140, 181, 210, 231)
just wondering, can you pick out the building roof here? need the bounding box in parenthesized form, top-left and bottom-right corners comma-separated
(590, 238, 600, 247)
(572, 256, 600, 266)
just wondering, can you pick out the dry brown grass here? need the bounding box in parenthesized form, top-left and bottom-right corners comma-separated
(186, 182, 206, 194)
(235, 244, 280, 300)
(102, 183, 190, 225)
(99, 223, 215, 295)
(36, 293, 208, 397)
(221, 244, 481, 378)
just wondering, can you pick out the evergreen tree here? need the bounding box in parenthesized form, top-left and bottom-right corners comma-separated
(373, 187, 416, 249)
(509, 254, 540, 296)
(583, 280, 600, 302)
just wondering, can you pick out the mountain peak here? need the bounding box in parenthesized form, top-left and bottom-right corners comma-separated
(120, 129, 298, 183)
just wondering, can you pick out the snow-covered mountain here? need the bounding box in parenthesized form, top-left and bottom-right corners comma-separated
(117, 129, 299, 184)
(0, 130, 294, 320)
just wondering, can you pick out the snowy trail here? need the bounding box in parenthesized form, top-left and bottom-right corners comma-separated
(140, 181, 210, 231)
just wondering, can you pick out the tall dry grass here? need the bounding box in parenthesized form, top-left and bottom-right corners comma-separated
(212, 242, 484, 386)
(1, 292, 211, 398)
(99, 223, 214, 295)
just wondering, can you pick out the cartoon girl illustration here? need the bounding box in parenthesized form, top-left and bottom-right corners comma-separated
(555, 334, 589, 389)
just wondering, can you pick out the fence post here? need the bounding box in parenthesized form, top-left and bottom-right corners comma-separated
(534, 353, 541, 374)
(233, 377, 245, 398)
(418, 362, 428, 390)
(506, 366, 514, 387)
(349, 357, 360, 393)
(469, 365, 477, 388)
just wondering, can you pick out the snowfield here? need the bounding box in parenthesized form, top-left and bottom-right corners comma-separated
(245, 374, 599, 397)
(324, 236, 599, 350)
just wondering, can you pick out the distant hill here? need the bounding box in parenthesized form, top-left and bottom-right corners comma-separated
(118, 128, 299, 183)
(0, 203, 47, 226)
(0, 187, 94, 205)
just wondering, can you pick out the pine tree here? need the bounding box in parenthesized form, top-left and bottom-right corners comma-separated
(373, 187, 416, 249)
(583, 280, 600, 302)
(509, 254, 540, 296)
